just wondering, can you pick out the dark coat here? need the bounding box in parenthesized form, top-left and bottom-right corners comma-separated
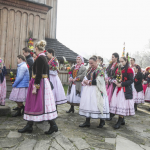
(26, 54, 34, 79)
(121, 67, 134, 100)
(106, 63, 118, 93)
(33, 55, 48, 85)
(0, 66, 7, 83)
(134, 72, 143, 92)
(33, 55, 54, 89)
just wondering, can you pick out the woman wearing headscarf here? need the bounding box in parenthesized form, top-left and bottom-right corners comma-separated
(66, 56, 86, 113)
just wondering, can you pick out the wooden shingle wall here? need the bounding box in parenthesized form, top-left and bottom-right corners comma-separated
(0, 0, 49, 69)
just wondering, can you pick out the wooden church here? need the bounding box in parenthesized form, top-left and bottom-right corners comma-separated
(0, 0, 88, 96)
(0, 0, 88, 70)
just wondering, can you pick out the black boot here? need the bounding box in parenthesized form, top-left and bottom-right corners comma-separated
(45, 120, 58, 135)
(21, 105, 25, 115)
(121, 117, 125, 125)
(13, 107, 19, 111)
(18, 121, 33, 133)
(106, 113, 115, 121)
(134, 103, 137, 111)
(56, 105, 58, 113)
(79, 118, 90, 127)
(114, 117, 124, 129)
(66, 105, 74, 113)
(97, 119, 105, 128)
(12, 108, 22, 117)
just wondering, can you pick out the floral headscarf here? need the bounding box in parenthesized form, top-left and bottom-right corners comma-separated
(75, 55, 84, 70)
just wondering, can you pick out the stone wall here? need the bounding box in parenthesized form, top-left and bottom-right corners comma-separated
(0, 0, 50, 69)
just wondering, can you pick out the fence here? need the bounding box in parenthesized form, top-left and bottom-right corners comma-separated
(58, 71, 69, 85)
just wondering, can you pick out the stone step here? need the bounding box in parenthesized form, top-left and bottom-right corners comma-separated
(0, 106, 11, 116)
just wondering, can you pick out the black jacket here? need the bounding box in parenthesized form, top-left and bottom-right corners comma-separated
(0, 66, 7, 83)
(134, 72, 143, 92)
(121, 67, 134, 100)
(26, 54, 34, 79)
(33, 55, 48, 85)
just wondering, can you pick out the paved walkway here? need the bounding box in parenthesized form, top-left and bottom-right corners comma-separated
(0, 100, 150, 150)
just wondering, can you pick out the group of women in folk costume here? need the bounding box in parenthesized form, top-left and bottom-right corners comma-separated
(2, 37, 150, 134)
(0, 58, 7, 106)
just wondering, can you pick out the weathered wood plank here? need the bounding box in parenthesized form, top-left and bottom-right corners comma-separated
(12, 11, 22, 69)
(5, 9, 15, 68)
(20, 12, 28, 55)
(0, 8, 8, 62)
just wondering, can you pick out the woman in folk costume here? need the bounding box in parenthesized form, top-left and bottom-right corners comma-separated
(144, 67, 150, 105)
(18, 40, 58, 135)
(142, 69, 147, 94)
(46, 49, 67, 107)
(9, 55, 29, 117)
(133, 65, 144, 111)
(105, 53, 119, 104)
(0, 58, 7, 106)
(66, 56, 86, 113)
(97, 56, 106, 71)
(79, 56, 109, 128)
(109, 57, 135, 129)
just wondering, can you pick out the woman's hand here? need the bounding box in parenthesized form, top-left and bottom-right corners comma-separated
(72, 78, 76, 82)
(105, 79, 108, 84)
(148, 74, 150, 78)
(32, 88, 37, 94)
(116, 83, 122, 87)
(69, 77, 73, 82)
(114, 80, 118, 85)
(84, 80, 89, 85)
(32, 85, 37, 94)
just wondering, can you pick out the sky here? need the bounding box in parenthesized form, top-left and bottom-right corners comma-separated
(57, 0, 150, 60)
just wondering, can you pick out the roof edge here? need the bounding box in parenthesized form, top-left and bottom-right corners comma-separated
(20, 0, 52, 10)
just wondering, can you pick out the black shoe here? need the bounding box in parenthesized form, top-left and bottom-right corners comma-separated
(134, 103, 137, 111)
(12, 108, 22, 117)
(18, 122, 33, 133)
(45, 125, 58, 134)
(66, 106, 74, 113)
(45, 120, 58, 135)
(97, 119, 105, 128)
(56, 105, 58, 113)
(79, 118, 90, 127)
(114, 117, 124, 129)
(121, 117, 125, 125)
(21, 105, 25, 115)
(106, 113, 115, 121)
(13, 107, 19, 111)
